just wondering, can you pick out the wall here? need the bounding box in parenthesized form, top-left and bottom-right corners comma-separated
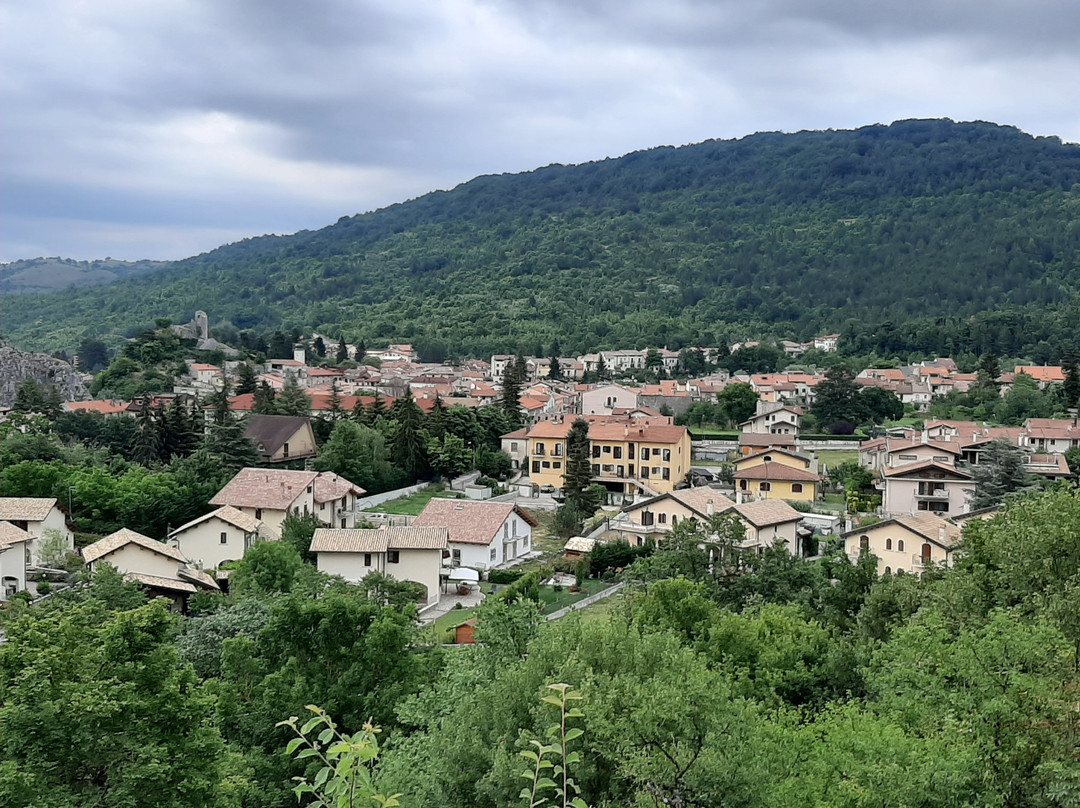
(317, 551, 384, 581)
(174, 517, 252, 570)
(355, 482, 431, 511)
(93, 544, 182, 579)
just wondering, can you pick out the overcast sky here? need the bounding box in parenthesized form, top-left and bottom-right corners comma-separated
(4, 0, 1079, 262)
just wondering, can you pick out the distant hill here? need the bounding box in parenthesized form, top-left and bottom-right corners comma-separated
(1, 257, 171, 296)
(5, 119, 1080, 359)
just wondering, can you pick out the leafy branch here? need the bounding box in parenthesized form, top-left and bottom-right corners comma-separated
(520, 683, 590, 808)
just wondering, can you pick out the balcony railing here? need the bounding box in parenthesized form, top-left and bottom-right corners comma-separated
(914, 490, 950, 501)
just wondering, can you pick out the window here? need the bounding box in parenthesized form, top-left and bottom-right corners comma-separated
(884, 566, 892, 575)
(388, 550, 400, 564)
(283, 442, 290, 458)
(320, 501, 326, 510)
(662, 468, 670, 481)
(592, 446, 601, 458)
(535, 443, 545, 456)
(255, 508, 262, 519)
(532, 461, 541, 474)
(552, 461, 562, 470)
(791, 483, 803, 494)
(641, 447, 650, 460)
(663, 449, 671, 462)
(859, 535, 869, 553)
(220, 532, 228, 545)
(658, 513, 668, 524)
(602, 445, 611, 454)
(642, 511, 654, 526)
(363, 553, 372, 566)
(553, 444, 563, 457)
(898, 540, 905, 552)
(592, 464, 600, 476)
(504, 523, 509, 538)
(886, 538, 893, 550)
(542, 461, 551, 469)
(921, 543, 932, 563)
(613, 446, 622, 459)
(452, 548, 461, 562)
(628, 445, 636, 459)
(512, 520, 517, 537)
(490, 547, 497, 561)
(511, 442, 519, 452)
(759, 482, 771, 492)
(523, 535, 529, 547)
(307, 485, 313, 494)
(739, 480, 748, 490)
(763, 454, 773, 462)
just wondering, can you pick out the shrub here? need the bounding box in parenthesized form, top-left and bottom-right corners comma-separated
(488, 568, 524, 585)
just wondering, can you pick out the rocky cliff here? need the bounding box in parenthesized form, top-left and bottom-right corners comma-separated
(0, 343, 90, 407)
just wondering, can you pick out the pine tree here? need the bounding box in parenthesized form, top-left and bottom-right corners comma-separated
(268, 331, 292, 360)
(313, 336, 326, 358)
(253, 381, 278, 414)
(512, 353, 529, 385)
(164, 396, 200, 459)
(1063, 358, 1080, 410)
(336, 340, 349, 364)
(235, 362, 258, 395)
(327, 381, 345, 421)
(391, 390, 427, 480)
(204, 413, 261, 471)
(562, 418, 596, 514)
(131, 402, 164, 466)
(500, 367, 522, 428)
(549, 354, 562, 381)
(427, 395, 448, 439)
(276, 375, 311, 417)
(13, 380, 45, 413)
(596, 355, 608, 381)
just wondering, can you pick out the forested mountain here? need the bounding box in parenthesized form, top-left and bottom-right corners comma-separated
(7, 119, 1080, 359)
(0, 257, 171, 296)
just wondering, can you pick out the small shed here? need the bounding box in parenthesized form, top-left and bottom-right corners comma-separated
(454, 618, 478, 645)
(563, 536, 596, 560)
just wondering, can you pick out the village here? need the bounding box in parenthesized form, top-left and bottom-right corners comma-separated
(3, 325, 1078, 627)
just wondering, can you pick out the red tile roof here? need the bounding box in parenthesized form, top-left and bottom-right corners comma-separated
(413, 499, 538, 545)
(733, 462, 820, 482)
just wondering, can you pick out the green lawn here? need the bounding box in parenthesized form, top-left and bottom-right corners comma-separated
(574, 589, 630, 623)
(814, 450, 860, 468)
(366, 485, 464, 515)
(536, 580, 613, 615)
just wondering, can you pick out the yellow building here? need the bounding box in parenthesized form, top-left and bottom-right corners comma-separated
(733, 448, 820, 501)
(522, 419, 692, 496)
(843, 513, 961, 576)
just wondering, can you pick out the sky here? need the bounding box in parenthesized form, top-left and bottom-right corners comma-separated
(4, 0, 1080, 263)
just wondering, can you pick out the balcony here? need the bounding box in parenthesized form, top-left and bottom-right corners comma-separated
(914, 490, 950, 501)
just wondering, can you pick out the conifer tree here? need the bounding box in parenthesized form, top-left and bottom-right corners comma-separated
(336, 340, 349, 364)
(427, 395, 448, 439)
(549, 354, 562, 381)
(276, 375, 311, 417)
(391, 389, 427, 480)
(327, 381, 345, 421)
(235, 362, 258, 395)
(253, 381, 278, 414)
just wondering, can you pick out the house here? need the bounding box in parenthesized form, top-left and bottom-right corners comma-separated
(1024, 418, 1080, 454)
(615, 487, 805, 554)
(813, 334, 840, 353)
(740, 403, 802, 436)
(82, 528, 219, 610)
(843, 513, 962, 576)
(0, 497, 72, 566)
(0, 521, 32, 600)
(167, 505, 278, 570)
(581, 384, 640, 416)
(520, 419, 692, 498)
(63, 400, 132, 418)
(209, 469, 367, 533)
(500, 427, 531, 471)
(454, 618, 478, 645)
(733, 449, 820, 502)
(412, 499, 537, 570)
(310, 526, 449, 605)
(243, 414, 318, 463)
(881, 461, 973, 517)
(738, 432, 797, 456)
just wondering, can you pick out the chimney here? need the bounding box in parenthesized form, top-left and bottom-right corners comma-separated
(921, 430, 929, 444)
(707, 500, 714, 516)
(939, 526, 946, 544)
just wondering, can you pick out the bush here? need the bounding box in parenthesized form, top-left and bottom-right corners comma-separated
(488, 568, 524, 585)
(36, 581, 52, 596)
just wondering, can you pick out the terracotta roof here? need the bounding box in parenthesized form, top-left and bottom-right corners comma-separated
(124, 572, 197, 594)
(412, 499, 538, 545)
(882, 461, 973, 479)
(170, 505, 261, 537)
(210, 469, 319, 510)
(64, 401, 131, 415)
(501, 428, 529, 439)
(886, 440, 962, 455)
(733, 462, 820, 482)
(668, 488, 737, 516)
(0, 521, 33, 548)
(83, 528, 189, 565)
(177, 567, 222, 590)
(1014, 366, 1066, 383)
(738, 448, 813, 466)
(733, 499, 804, 527)
(313, 472, 366, 503)
(311, 526, 449, 553)
(0, 497, 59, 522)
(589, 423, 688, 444)
(1024, 454, 1072, 476)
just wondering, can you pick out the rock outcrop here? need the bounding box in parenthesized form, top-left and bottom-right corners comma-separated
(0, 343, 90, 407)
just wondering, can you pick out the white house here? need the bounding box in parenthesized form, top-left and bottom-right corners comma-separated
(0, 497, 73, 566)
(168, 505, 278, 570)
(0, 521, 32, 600)
(209, 468, 366, 534)
(82, 528, 219, 609)
(412, 499, 537, 570)
(581, 384, 640, 416)
(740, 403, 802, 436)
(311, 526, 449, 605)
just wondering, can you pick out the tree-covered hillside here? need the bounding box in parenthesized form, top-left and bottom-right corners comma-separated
(7, 119, 1080, 358)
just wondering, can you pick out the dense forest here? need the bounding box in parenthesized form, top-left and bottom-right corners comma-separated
(5, 118, 1080, 359)
(4, 487, 1080, 807)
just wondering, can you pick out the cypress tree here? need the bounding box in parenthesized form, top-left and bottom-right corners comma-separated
(276, 376, 311, 417)
(391, 389, 427, 480)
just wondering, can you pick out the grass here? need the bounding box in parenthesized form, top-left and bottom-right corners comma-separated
(814, 449, 860, 468)
(366, 485, 464, 515)
(536, 580, 613, 615)
(574, 588, 631, 624)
